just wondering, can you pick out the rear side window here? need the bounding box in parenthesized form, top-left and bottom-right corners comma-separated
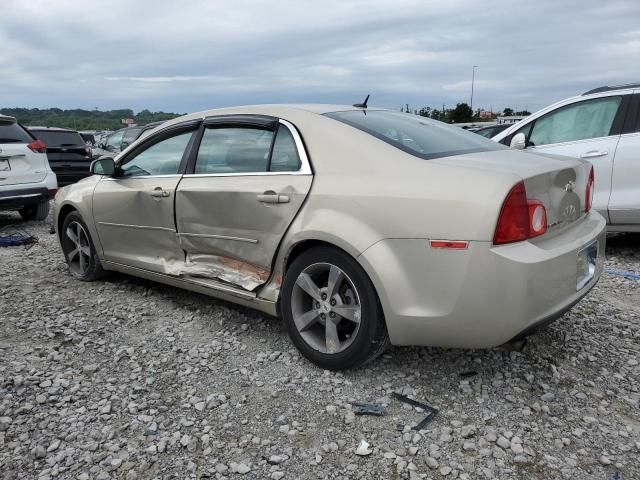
(325, 110, 504, 160)
(528, 96, 622, 147)
(0, 122, 32, 144)
(31, 130, 84, 147)
(270, 126, 301, 172)
(195, 127, 274, 174)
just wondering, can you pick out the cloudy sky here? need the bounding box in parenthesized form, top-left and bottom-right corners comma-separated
(1, 0, 639, 114)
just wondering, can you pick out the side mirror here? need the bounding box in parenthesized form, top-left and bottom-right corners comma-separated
(90, 157, 115, 175)
(510, 132, 527, 150)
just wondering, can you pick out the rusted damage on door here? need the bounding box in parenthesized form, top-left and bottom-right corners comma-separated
(175, 252, 269, 290)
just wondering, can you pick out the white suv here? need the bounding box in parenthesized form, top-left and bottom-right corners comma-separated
(493, 83, 640, 232)
(0, 114, 58, 220)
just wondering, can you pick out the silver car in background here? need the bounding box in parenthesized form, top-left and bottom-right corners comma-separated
(53, 105, 606, 369)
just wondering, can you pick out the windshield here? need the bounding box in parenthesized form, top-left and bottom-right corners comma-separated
(31, 130, 84, 147)
(325, 110, 505, 159)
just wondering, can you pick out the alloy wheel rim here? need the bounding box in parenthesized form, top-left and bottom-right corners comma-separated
(291, 262, 362, 354)
(65, 221, 91, 275)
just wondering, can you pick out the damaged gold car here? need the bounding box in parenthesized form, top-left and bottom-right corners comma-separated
(53, 105, 606, 369)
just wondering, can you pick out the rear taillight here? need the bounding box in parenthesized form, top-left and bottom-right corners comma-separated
(28, 139, 46, 153)
(48, 189, 58, 197)
(585, 166, 594, 213)
(493, 181, 548, 245)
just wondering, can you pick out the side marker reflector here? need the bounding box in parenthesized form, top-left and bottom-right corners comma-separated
(430, 240, 469, 250)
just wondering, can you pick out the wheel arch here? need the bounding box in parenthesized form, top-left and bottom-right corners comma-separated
(57, 203, 77, 242)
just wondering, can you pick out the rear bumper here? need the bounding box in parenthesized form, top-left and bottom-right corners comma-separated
(50, 163, 92, 186)
(0, 187, 51, 209)
(358, 211, 607, 348)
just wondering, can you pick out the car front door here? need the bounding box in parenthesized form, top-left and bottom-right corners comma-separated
(509, 94, 629, 222)
(609, 91, 640, 226)
(92, 122, 199, 273)
(175, 116, 312, 290)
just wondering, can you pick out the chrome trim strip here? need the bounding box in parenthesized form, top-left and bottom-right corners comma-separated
(103, 174, 182, 181)
(97, 221, 175, 232)
(0, 193, 42, 200)
(182, 119, 313, 178)
(177, 232, 258, 243)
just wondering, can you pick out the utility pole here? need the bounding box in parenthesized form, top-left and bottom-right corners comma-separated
(470, 65, 478, 113)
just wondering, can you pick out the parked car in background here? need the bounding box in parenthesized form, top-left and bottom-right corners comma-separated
(493, 83, 640, 231)
(53, 104, 604, 369)
(29, 128, 93, 187)
(0, 115, 57, 220)
(79, 131, 97, 146)
(473, 123, 511, 138)
(95, 121, 165, 157)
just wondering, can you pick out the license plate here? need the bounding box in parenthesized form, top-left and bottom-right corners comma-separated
(577, 241, 598, 290)
(0, 159, 10, 171)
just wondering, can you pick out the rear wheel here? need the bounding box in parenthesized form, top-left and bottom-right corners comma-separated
(60, 212, 106, 281)
(282, 246, 389, 370)
(19, 201, 50, 221)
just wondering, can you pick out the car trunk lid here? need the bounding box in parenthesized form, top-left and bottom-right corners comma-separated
(434, 149, 591, 236)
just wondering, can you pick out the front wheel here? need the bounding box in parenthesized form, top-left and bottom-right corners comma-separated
(281, 246, 389, 370)
(60, 212, 106, 281)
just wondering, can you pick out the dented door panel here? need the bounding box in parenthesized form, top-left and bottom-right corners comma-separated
(92, 176, 185, 272)
(175, 174, 312, 288)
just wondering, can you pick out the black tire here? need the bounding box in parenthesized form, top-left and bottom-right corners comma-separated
(19, 201, 50, 221)
(60, 211, 106, 281)
(282, 246, 389, 370)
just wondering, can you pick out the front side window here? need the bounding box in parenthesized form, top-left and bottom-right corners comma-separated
(528, 96, 622, 147)
(195, 127, 274, 174)
(325, 110, 504, 160)
(120, 130, 193, 177)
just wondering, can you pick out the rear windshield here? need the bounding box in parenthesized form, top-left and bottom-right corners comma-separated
(0, 121, 33, 144)
(30, 130, 85, 147)
(325, 110, 505, 159)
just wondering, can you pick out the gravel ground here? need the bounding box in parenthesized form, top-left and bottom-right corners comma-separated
(0, 210, 638, 480)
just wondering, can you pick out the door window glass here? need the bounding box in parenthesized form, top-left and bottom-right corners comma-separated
(195, 127, 273, 174)
(528, 96, 621, 147)
(120, 131, 192, 177)
(269, 126, 301, 171)
(105, 130, 125, 149)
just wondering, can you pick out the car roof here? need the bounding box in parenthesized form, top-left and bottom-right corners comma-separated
(29, 126, 79, 133)
(583, 82, 640, 95)
(0, 114, 16, 123)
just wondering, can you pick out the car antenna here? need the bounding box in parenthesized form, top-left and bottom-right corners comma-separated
(353, 94, 370, 108)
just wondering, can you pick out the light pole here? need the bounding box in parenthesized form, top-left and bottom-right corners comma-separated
(470, 65, 478, 115)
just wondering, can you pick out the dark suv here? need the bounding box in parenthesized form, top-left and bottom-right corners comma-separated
(29, 128, 93, 186)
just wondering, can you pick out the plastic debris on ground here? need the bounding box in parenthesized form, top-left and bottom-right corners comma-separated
(355, 439, 372, 456)
(350, 400, 385, 416)
(0, 225, 38, 249)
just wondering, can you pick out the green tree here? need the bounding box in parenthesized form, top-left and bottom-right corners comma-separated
(418, 107, 431, 118)
(448, 103, 473, 123)
(503, 107, 514, 116)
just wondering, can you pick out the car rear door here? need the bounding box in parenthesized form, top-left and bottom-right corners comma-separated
(175, 116, 312, 290)
(506, 94, 629, 222)
(0, 120, 47, 187)
(92, 121, 200, 273)
(608, 91, 640, 226)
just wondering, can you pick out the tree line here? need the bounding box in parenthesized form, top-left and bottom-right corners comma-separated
(0, 108, 183, 131)
(404, 103, 531, 123)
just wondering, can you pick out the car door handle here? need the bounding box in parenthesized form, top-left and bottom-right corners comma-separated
(149, 188, 170, 198)
(257, 191, 290, 204)
(580, 150, 608, 159)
